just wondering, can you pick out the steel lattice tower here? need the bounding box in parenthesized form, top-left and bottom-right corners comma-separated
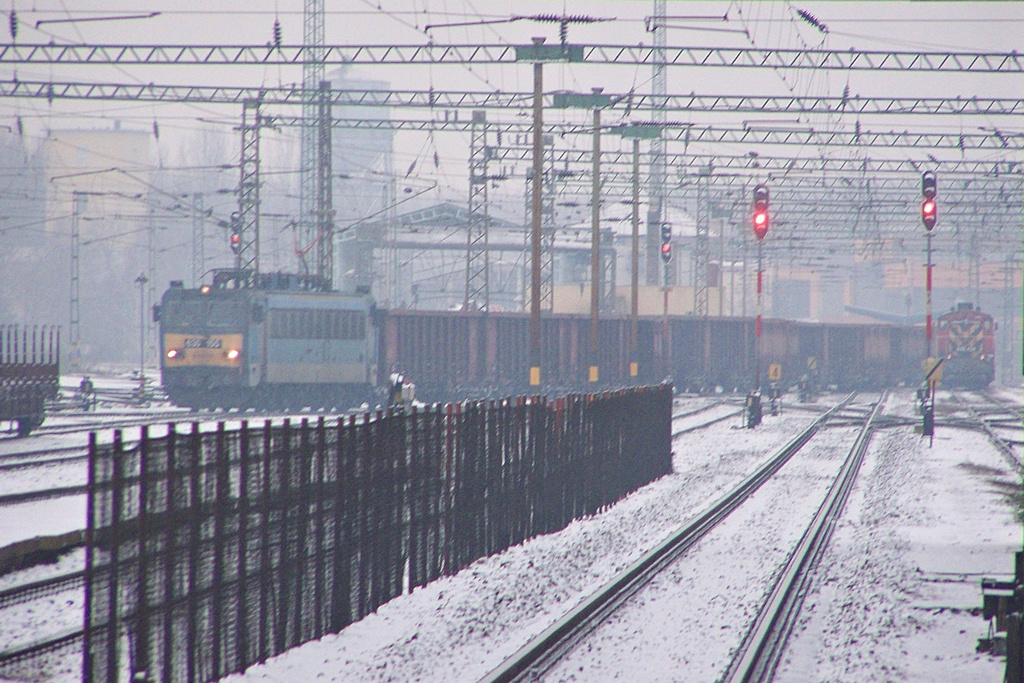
(466, 110, 490, 311)
(316, 80, 334, 288)
(191, 193, 205, 287)
(694, 171, 710, 314)
(299, 0, 325, 276)
(541, 135, 557, 311)
(237, 99, 261, 275)
(646, 0, 667, 286)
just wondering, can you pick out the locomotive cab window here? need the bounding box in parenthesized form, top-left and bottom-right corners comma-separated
(162, 299, 249, 332)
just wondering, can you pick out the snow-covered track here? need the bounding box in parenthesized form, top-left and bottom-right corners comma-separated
(0, 484, 87, 508)
(0, 572, 86, 677)
(947, 391, 1022, 470)
(722, 393, 885, 683)
(479, 393, 858, 683)
(0, 629, 82, 678)
(0, 569, 84, 610)
(0, 444, 87, 472)
(672, 399, 728, 420)
(7, 410, 194, 439)
(672, 407, 745, 436)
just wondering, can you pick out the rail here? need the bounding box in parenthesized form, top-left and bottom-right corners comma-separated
(722, 393, 885, 683)
(948, 393, 1022, 470)
(479, 393, 857, 683)
(0, 569, 85, 610)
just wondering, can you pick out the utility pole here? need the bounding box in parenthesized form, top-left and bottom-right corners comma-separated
(617, 123, 660, 380)
(631, 138, 640, 379)
(516, 36, 583, 388)
(135, 272, 148, 404)
(236, 99, 262, 279)
(647, 0, 667, 286)
(529, 39, 544, 387)
(694, 168, 710, 314)
(589, 91, 602, 384)
(69, 192, 83, 371)
(191, 193, 205, 287)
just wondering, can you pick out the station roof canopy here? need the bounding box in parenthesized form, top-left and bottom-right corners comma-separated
(380, 201, 520, 230)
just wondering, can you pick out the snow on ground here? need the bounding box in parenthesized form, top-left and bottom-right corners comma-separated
(0, 497, 85, 550)
(0, 387, 1018, 682)
(222, 390, 1019, 682)
(776, 391, 1019, 682)
(543, 423, 862, 680)
(221, 401, 819, 683)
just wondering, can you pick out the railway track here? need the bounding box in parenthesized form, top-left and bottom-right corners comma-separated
(722, 395, 884, 682)
(670, 396, 751, 436)
(947, 391, 1023, 470)
(480, 392, 874, 682)
(0, 569, 87, 677)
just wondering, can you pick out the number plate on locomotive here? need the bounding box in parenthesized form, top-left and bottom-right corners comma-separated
(184, 338, 222, 349)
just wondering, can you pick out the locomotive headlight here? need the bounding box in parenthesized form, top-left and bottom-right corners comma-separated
(226, 348, 241, 360)
(166, 349, 179, 359)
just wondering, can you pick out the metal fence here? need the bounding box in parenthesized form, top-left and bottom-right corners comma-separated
(84, 383, 672, 683)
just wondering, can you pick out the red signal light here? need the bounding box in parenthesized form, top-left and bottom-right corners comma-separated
(660, 241, 672, 262)
(230, 232, 242, 253)
(921, 199, 937, 231)
(753, 211, 769, 240)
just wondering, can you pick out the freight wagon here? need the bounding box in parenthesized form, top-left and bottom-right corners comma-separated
(0, 325, 60, 436)
(378, 310, 926, 402)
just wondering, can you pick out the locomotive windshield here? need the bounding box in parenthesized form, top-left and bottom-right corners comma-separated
(161, 298, 250, 333)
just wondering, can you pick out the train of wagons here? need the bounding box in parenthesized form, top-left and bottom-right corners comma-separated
(935, 302, 996, 389)
(157, 268, 998, 410)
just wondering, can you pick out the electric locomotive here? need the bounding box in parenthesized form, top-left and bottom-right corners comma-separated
(935, 302, 995, 389)
(156, 269, 378, 410)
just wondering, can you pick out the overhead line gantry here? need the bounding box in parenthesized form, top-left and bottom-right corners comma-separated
(0, 42, 1022, 72)
(10, 79, 1024, 117)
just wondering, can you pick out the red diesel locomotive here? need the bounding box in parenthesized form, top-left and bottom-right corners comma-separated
(936, 302, 995, 389)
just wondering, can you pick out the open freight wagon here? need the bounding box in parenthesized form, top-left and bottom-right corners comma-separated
(0, 325, 60, 436)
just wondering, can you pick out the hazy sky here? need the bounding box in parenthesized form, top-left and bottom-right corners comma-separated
(0, 1, 1018, 236)
(6, 1, 1021, 177)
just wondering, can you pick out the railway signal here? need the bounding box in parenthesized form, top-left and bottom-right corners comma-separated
(660, 223, 672, 262)
(921, 171, 937, 231)
(752, 184, 769, 240)
(229, 211, 242, 254)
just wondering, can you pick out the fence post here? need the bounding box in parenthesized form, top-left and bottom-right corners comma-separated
(134, 425, 151, 682)
(186, 422, 201, 682)
(237, 421, 251, 668)
(258, 419, 273, 661)
(108, 430, 124, 682)
(83, 432, 97, 683)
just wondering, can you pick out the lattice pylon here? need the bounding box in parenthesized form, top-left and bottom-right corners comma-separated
(540, 135, 556, 311)
(694, 173, 710, 315)
(465, 110, 489, 311)
(237, 99, 261, 276)
(316, 80, 334, 288)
